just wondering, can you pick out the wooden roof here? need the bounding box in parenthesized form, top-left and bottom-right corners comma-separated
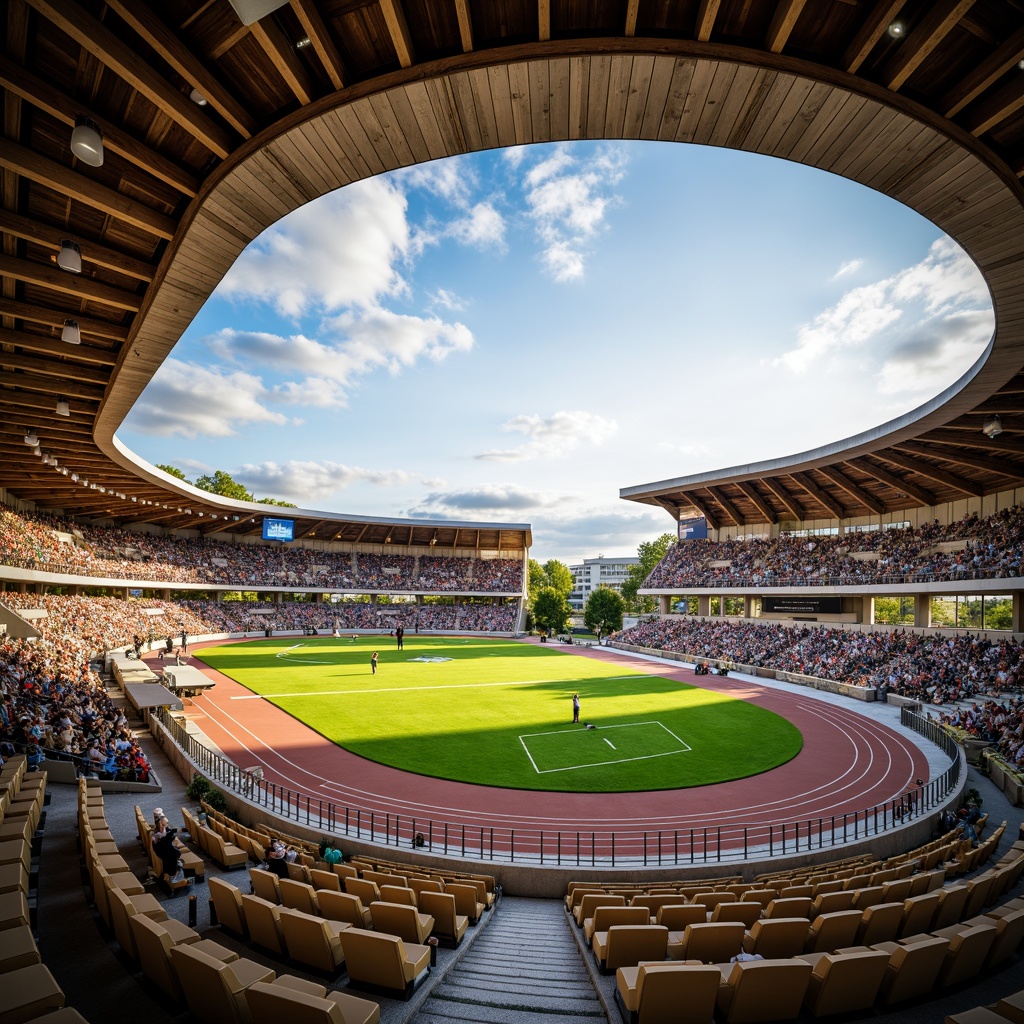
(3, 1, 1024, 539)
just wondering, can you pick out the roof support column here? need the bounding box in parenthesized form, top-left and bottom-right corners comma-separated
(697, 595, 711, 617)
(1014, 592, 1024, 634)
(914, 594, 931, 628)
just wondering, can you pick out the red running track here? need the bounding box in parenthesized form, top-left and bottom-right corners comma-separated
(155, 638, 934, 862)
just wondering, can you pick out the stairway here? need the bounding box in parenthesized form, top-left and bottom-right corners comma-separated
(412, 897, 608, 1024)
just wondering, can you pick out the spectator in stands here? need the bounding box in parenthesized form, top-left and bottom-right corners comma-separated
(152, 815, 185, 883)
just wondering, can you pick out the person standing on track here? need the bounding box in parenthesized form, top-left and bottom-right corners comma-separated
(396, 625, 404, 650)
(572, 692, 580, 723)
(371, 651, 378, 674)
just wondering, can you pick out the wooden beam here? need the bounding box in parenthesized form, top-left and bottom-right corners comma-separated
(816, 464, 885, 515)
(0, 297, 127, 342)
(0, 139, 176, 240)
(964, 71, 1024, 136)
(882, 0, 977, 92)
(0, 389, 94, 416)
(0, 254, 142, 312)
(378, 0, 415, 67)
(538, 0, 550, 42)
(290, 0, 346, 88)
(209, 21, 251, 60)
(0, 55, 200, 198)
(251, 16, 316, 105)
(879, 449, 986, 496)
(694, 0, 721, 42)
(0, 349, 108, 385)
(735, 480, 778, 525)
(766, 0, 809, 54)
(791, 472, 846, 519)
(24, 0, 237, 158)
(843, 0, 905, 73)
(922, 427, 1024, 455)
(762, 477, 808, 521)
(897, 442, 1024, 480)
(850, 458, 936, 506)
(0, 369, 103, 400)
(678, 491, 720, 531)
(707, 485, 744, 527)
(941, 25, 1024, 117)
(653, 497, 681, 518)
(0, 210, 155, 282)
(624, 0, 639, 37)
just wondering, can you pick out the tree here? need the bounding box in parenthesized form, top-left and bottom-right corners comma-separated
(258, 497, 298, 507)
(532, 586, 571, 636)
(621, 532, 675, 613)
(157, 464, 192, 484)
(584, 586, 624, 637)
(527, 559, 548, 602)
(543, 559, 573, 598)
(195, 469, 254, 502)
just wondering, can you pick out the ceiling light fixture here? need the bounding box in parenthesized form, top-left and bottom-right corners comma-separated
(23, 431, 38, 447)
(56, 398, 70, 417)
(70, 115, 104, 166)
(296, 36, 311, 48)
(57, 240, 82, 273)
(61, 320, 81, 345)
(33, 446, 42, 458)
(887, 20, 905, 38)
(983, 414, 1004, 438)
(189, 87, 208, 106)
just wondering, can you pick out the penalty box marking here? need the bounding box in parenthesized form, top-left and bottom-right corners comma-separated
(519, 721, 692, 774)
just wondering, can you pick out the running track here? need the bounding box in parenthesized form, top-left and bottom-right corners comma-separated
(152, 638, 934, 861)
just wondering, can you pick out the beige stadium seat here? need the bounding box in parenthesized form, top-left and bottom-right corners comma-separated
(715, 959, 813, 1024)
(615, 963, 721, 1024)
(931, 884, 969, 930)
(656, 904, 706, 932)
(979, 907, 1024, 968)
(409, 878, 444, 904)
(855, 902, 904, 946)
(765, 897, 811, 919)
(740, 889, 778, 911)
(592, 924, 669, 974)
(245, 976, 380, 1024)
(170, 943, 276, 1024)
(805, 910, 862, 953)
(851, 885, 886, 910)
(418, 890, 468, 947)
(931, 921, 998, 988)
(881, 878, 915, 904)
(286, 862, 312, 885)
(0, 891, 30, 933)
(363, 869, 406, 888)
(344, 877, 381, 908)
(742, 918, 810, 959)
(900, 891, 941, 938)
(250, 868, 282, 904)
(573, 892, 624, 927)
(670, 921, 744, 965)
(208, 876, 247, 936)
(130, 913, 236, 1001)
(445, 882, 485, 924)
(379, 884, 417, 907)
(810, 891, 855, 918)
(316, 889, 373, 928)
(631, 894, 686, 918)
(107, 883, 197, 962)
(0, 963, 65, 1023)
(279, 878, 320, 916)
(330, 863, 359, 882)
(0, 924, 40, 974)
(279, 908, 348, 974)
(869, 935, 950, 1005)
(338, 927, 431, 1000)
(710, 902, 761, 928)
(309, 869, 340, 892)
(797, 949, 889, 1016)
(241, 894, 288, 957)
(586, 905, 650, 943)
(369, 901, 434, 945)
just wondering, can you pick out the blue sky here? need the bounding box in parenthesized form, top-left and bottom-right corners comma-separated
(118, 141, 994, 563)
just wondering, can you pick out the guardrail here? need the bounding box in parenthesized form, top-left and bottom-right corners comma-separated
(153, 705, 964, 868)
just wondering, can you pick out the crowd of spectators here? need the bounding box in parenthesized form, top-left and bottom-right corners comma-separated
(0, 503, 524, 593)
(644, 507, 1024, 590)
(614, 617, 1024, 705)
(936, 697, 1024, 769)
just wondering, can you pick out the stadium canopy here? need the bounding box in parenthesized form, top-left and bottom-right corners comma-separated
(2, 1, 1024, 539)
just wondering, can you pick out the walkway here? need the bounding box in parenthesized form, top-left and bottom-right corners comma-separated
(412, 898, 607, 1024)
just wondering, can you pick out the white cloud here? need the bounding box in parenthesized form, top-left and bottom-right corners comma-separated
(235, 461, 410, 502)
(777, 238, 990, 376)
(530, 507, 670, 561)
(216, 178, 412, 317)
(449, 201, 506, 249)
(400, 158, 475, 207)
(410, 484, 564, 515)
(430, 288, 465, 312)
(658, 440, 713, 458)
(476, 410, 618, 462)
(519, 144, 627, 282)
(831, 258, 863, 280)
(125, 359, 286, 438)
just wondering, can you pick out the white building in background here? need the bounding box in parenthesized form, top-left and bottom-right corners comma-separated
(569, 555, 640, 611)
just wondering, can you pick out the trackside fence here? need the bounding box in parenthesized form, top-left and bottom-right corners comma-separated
(153, 706, 964, 868)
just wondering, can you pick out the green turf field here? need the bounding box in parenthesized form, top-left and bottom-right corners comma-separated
(199, 635, 802, 792)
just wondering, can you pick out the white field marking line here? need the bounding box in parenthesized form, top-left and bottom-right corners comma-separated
(519, 721, 692, 752)
(519, 736, 541, 774)
(232, 677, 558, 700)
(520, 721, 692, 774)
(534, 749, 690, 774)
(604, 738, 616, 750)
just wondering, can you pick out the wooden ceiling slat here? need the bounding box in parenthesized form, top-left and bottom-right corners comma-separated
(679, 490, 721, 531)
(791, 471, 847, 519)
(817, 464, 885, 515)
(453, 0, 474, 50)
(695, 0, 721, 42)
(0, 389, 93, 417)
(24, 0, 237, 158)
(735, 480, 779, 525)
(251, 16, 317, 105)
(0, 139, 176, 240)
(923, 426, 1024, 454)
(0, 350, 108, 385)
(0, 253, 141, 312)
(762, 477, 808, 521)
(538, 0, 550, 42)
(766, 0, 809, 54)
(897, 441, 1024, 480)
(880, 448, 987, 496)
(0, 297, 127, 341)
(942, 25, 1024, 118)
(882, 0, 978, 92)
(964, 69, 1024, 136)
(290, 0, 347, 88)
(851, 457, 937, 506)
(379, 0, 415, 67)
(843, 0, 906, 74)
(0, 54, 200, 198)
(0, 369, 103, 400)
(707, 485, 744, 526)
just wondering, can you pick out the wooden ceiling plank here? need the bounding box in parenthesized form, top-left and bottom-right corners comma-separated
(880, 448, 986, 496)
(0, 350, 108, 384)
(538, 0, 550, 42)
(0, 391, 93, 418)
(963, 71, 1024, 137)
(923, 427, 1024, 454)
(209, 22, 251, 61)
(897, 441, 1024, 480)
(941, 25, 1024, 117)
(843, 0, 906, 73)
(694, 0, 721, 42)
(250, 16, 316, 106)
(817, 464, 885, 515)
(735, 480, 778, 524)
(707, 485, 744, 527)
(624, 0, 639, 38)
(0, 139, 176, 240)
(881, 0, 977, 92)
(24, 0, 237, 158)
(379, 0, 415, 67)
(0, 253, 142, 312)
(0, 55, 199, 198)
(679, 490, 720, 531)
(0, 369, 102, 400)
(290, 0, 347, 89)
(766, 0, 809, 54)
(791, 471, 846, 519)
(0, 297, 127, 341)
(852, 457, 936, 506)
(0, 210, 155, 282)
(762, 477, 808, 521)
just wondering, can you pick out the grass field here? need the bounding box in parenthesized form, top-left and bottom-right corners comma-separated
(199, 635, 802, 793)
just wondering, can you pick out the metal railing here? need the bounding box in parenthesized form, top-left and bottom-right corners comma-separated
(154, 706, 964, 868)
